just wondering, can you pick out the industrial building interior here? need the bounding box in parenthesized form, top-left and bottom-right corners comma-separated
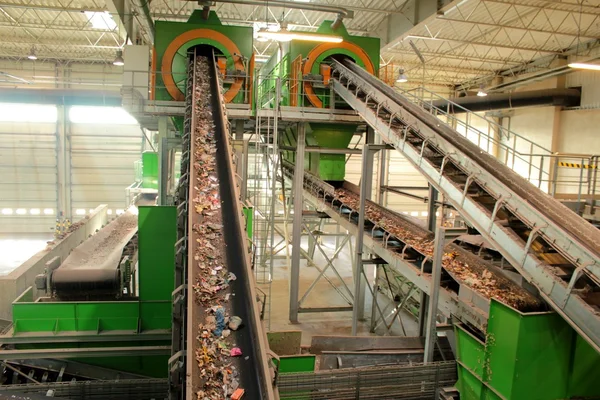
(1, 0, 600, 398)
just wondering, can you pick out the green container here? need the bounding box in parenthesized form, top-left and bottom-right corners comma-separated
(455, 299, 600, 400)
(142, 151, 159, 189)
(10, 207, 177, 378)
(282, 122, 356, 181)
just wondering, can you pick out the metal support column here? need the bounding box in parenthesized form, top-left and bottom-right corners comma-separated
(241, 140, 249, 201)
(235, 120, 244, 141)
(357, 129, 376, 320)
(289, 122, 306, 323)
(427, 185, 438, 231)
(158, 116, 168, 206)
(377, 147, 388, 206)
(370, 264, 382, 332)
(424, 226, 445, 363)
(56, 105, 71, 220)
(419, 185, 438, 335)
(352, 143, 370, 335)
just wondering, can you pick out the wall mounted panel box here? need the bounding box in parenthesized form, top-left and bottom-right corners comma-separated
(258, 21, 380, 183)
(0, 206, 176, 379)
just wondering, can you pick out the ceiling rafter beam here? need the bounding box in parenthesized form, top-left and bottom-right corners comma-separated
(404, 35, 563, 54)
(482, 0, 600, 16)
(386, 48, 523, 65)
(437, 17, 597, 39)
(0, 2, 104, 13)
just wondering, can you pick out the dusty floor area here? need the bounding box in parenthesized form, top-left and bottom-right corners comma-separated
(264, 235, 419, 346)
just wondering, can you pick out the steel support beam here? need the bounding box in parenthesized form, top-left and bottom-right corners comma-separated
(424, 226, 445, 363)
(158, 116, 168, 205)
(352, 143, 370, 335)
(0, 346, 171, 360)
(280, 145, 363, 155)
(289, 122, 306, 323)
(56, 105, 71, 220)
(104, 0, 133, 43)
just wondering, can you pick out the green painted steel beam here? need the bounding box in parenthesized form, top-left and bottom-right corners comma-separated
(1, 330, 171, 344)
(0, 346, 171, 360)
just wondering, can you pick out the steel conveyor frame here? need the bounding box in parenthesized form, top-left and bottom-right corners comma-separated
(329, 59, 600, 352)
(170, 50, 275, 399)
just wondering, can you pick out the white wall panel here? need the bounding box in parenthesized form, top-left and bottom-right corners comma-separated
(0, 121, 57, 233)
(69, 123, 142, 219)
(567, 70, 600, 108)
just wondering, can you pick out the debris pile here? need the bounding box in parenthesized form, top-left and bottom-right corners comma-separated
(335, 188, 541, 310)
(189, 55, 244, 399)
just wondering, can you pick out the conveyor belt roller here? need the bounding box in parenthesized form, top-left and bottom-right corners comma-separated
(330, 59, 600, 352)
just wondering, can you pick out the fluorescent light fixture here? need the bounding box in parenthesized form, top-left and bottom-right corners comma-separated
(75, 209, 86, 215)
(396, 69, 408, 83)
(1, 208, 12, 215)
(16, 208, 26, 215)
(477, 84, 488, 97)
(107, 209, 113, 215)
(568, 62, 600, 71)
(43, 208, 54, 215)
(256, 28, 343, 43)
(27, 46, 37, 60)
(113, 50, 124, 66)
(30, 208, 40, 215)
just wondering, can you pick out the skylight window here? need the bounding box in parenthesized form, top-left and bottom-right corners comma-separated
(84, 11, 117, 31)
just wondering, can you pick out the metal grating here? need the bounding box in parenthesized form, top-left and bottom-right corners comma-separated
(277, 361, 457, 399)
(0, 379, 168, 399)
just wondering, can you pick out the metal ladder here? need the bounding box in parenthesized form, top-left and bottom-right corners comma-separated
(249, 76, 288, 329)
(330, 59, 600, 353)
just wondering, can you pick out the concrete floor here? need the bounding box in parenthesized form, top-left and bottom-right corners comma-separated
(266, 234, 418, 346)
(0, 233, 53, 276)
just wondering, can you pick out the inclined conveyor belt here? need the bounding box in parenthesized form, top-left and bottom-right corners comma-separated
(282, 162, 542, 331)
(173, 49, 273, 399)
(51, 210, 137, 299)
(330, 59, 600, 352)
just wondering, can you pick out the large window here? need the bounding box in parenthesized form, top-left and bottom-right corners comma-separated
(69, 106, 138, 125)
(0, 103, 57, 122)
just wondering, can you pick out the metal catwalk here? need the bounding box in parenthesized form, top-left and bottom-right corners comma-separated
(329, 59, 600, 352)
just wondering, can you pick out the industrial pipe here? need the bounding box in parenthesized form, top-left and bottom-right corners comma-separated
(197, 0, 354, 25)
(429, 88, 581, 113)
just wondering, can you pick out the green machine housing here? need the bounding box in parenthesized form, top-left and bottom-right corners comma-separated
(153, 10, 254, 132)
(258, 21, 380, 182)
(7, 207, 177, 378)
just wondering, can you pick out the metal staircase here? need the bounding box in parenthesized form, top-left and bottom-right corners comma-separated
(330, 59, 600, 352)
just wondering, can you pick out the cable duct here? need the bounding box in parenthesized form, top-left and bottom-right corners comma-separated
(429, 88, 581, 113)
(194, 0, 354, 29)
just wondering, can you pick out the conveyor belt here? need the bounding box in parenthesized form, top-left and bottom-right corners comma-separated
(51, 211, 137, 300)
(330, 59, 600, 352)
(284, 163, 542, 331)
(171, 49, 273, 399)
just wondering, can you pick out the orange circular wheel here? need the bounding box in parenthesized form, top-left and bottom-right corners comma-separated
(161, 29, 245, 103)
(302, 42, 375, 108)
